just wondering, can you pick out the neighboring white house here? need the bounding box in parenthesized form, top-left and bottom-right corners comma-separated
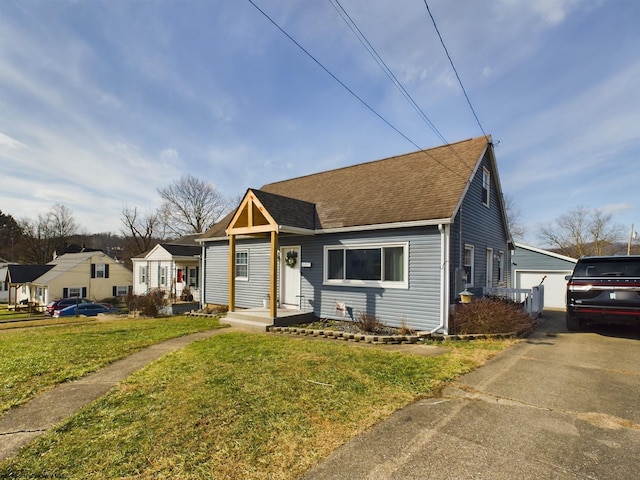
(0, 257, 12, 303)
(511, 243, 577, 309)
(132, 242, 201, 303)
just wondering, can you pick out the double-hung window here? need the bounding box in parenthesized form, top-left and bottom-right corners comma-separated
(464, 245, 475, 287)
(159, 266, 168, 286)
(139, 266, 147, 284)
(236, 251, 249, 280)
(482, 167, 490, 207)
(324, 243, 407, 288)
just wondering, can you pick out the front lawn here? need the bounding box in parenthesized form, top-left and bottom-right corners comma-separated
(0, 316, 223, 413)
(0, 332, 514, 479)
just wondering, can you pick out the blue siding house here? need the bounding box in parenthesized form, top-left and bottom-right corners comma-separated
(200, 136, 512, 333)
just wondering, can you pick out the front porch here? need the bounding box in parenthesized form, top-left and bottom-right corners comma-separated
(223, 307, 315, 332)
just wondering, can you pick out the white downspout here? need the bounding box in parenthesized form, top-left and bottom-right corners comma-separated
(432, 223, 450, 334)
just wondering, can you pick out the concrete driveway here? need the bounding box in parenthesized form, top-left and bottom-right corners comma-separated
(301, 311, 640, 479)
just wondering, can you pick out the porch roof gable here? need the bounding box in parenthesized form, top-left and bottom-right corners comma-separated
(225, 189, 317, 236)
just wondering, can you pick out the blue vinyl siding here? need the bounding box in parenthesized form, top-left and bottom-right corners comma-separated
(449, 150, 511, 299)
(204, 226, 444, 331)
(512, 245, 576, 272)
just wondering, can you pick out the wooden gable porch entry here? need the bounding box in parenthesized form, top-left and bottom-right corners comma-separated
(226, 189, 316, 319)
(226, 191, 279, 318)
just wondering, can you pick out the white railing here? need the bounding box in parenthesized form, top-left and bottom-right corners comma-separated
(483, 285, 544, 317)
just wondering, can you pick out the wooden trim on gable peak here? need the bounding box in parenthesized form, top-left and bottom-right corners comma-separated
(226, 190, 278, 236)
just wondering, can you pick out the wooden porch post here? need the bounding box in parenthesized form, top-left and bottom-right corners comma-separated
(270, 230, 278, 319)
(228, 234, 236, 312)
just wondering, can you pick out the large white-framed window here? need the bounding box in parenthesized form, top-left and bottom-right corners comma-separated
(482, 167, 490, 207)
(324, 243, 408, 288)
(464, 244, 475, 287)
(235, 250, 249, 280)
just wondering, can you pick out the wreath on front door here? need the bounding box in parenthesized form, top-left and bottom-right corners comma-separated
(285, 250, 298, 268)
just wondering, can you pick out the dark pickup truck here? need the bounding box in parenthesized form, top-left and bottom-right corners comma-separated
(566, 255, 640, 331)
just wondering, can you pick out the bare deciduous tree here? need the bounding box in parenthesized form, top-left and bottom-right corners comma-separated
(120, 206, 163, 257)
(503, 193, 526, 241)
(539, 206, 624, 258)
(19, 204, 78, 263)
(158, 175, 231, 237)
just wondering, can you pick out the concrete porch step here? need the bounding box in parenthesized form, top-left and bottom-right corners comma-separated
(222, 308, 316, 332)
(222, 312, 273, 332)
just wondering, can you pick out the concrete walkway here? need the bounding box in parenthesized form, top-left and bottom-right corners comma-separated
(0, 327, 239, 461)
(300, 311, 640, 479)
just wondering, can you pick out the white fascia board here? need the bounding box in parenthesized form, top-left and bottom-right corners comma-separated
(316, 218, 453, 235)
(201, 218, 453, 241)
(514, 242, 577, 263)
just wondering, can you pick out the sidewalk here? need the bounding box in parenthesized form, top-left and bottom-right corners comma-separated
(0, 327, 239, 461)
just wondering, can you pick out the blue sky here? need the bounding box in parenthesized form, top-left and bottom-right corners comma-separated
(0, 0, 638, 246)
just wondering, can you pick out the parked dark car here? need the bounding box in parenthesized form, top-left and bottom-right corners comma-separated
(46, 297, 93, 316)
(52, 303, 113, 318)
(566, 255, 640, 331)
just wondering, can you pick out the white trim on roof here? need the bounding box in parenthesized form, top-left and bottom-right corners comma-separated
(514, 242, 577, 263)
(200, 218, 453, 242)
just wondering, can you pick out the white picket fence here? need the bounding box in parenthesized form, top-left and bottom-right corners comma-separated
(483, 285, 544, 317)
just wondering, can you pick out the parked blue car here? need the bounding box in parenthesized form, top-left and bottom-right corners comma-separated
(52, 303, 113, 318)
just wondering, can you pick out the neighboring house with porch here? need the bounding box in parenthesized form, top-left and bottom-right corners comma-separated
(131, 236, 202, 303)
(199, 136, 513, 333)
(3, 264, 54, 308)
(511, 243, 577, 310)
(3, 251, 132, 309)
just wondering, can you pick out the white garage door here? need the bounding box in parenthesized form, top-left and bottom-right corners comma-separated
(516, 271, 572, 309)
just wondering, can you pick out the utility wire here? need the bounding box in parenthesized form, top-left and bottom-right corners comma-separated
(330, 0, 474, 174)
(423, 0, 488, 138)
(330, 0, 448, 146)
(246, 0, 423, 152)
(247, 0, 471, 181)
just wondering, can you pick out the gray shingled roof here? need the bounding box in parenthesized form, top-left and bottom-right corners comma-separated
(6, 265, 54, 284)
(201, 136, 489, 239)
(161, 244, 201, 257)
(251, 189, 318, 231)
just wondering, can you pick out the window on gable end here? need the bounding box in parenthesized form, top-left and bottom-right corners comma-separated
(482, 167, 490, 207)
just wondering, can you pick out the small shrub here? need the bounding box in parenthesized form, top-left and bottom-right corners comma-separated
(452, 297, 535, 335)
(354, 311, 384, 334)
(397, 316, 416, 335)
(125, 290, 167, 317)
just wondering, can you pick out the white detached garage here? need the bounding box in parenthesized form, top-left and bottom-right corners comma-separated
(512, 243, 577, 310)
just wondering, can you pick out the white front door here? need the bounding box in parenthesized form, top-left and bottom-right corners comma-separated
(280, 246, 301, 309)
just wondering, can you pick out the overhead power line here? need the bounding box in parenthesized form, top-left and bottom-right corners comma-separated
(422, 0, 488, 138)
(246, 0, 471, 181)
(246, 0, 423, 152)
(330, 0, 448, 146)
